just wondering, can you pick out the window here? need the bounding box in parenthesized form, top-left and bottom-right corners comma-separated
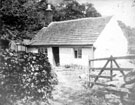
(74, 48, 82, 58)
(38, 47, 47, 55)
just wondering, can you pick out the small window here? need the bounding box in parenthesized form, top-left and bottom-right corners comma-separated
(38, 47, 47, 55)
(74, 48, 82, 58)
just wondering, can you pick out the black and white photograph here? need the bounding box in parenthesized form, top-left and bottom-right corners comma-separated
(0, 0, 135, 105)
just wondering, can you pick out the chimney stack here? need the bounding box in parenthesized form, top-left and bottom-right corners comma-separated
(45, 4, 53, 26)
(46, 4, 52, 11)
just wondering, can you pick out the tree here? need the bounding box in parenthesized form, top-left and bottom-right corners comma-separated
(0, 0, 101, 40)
(118, 21, 135, 55)
(53, 0, 85, 21)
(0, 0, 49, 40)
(85, 3, 101, 17)
(53, 0, 101, 21)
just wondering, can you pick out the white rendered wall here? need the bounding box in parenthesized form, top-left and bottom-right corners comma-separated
(93, 17, 128, 67)
(94, 17, 128, 58)
(27, 46, 94, 67)
(59, 47, 93, 67)
(27, 47, 38, 53)
(47, 47, 54, 66)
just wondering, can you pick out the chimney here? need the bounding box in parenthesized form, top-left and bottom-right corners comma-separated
(46, 4, 52, 11)
(45, 4, 53, 26)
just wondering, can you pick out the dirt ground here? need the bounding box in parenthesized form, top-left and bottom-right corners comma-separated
(49, 61, 135, 105)
(49, 66, 89, 105)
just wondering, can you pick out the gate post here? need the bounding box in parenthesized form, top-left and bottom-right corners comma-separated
(88, 60, 91, 87)
(110, 56, 113, 81)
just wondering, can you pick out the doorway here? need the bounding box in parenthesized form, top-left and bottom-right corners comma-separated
(52, 47, 60, 66)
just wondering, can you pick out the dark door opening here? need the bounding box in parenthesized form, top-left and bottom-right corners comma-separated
(52, 47, 59, 66)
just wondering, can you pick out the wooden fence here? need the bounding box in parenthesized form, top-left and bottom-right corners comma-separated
(88, 55, 135, 88)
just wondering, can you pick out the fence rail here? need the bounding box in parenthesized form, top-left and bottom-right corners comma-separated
(90, 68, 133, 71)
(89, 55, 135, 61)
(88, 55, 135, 88)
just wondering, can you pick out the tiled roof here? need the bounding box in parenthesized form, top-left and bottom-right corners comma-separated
(30, 16, 112, 46)
(32, 27, 47, 41)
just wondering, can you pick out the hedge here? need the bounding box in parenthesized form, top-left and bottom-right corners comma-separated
(0, 49, 58, 105)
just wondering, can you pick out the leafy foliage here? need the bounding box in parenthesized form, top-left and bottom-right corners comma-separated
(85, 3, 101, 17)
(118, 21, 135, 55)
(53, 0, 101, 21)
(0, 0, 101, 40)
(0, 49, 58, 105)
(0, 0, 49, 40)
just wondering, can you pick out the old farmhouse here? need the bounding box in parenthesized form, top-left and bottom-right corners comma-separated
(27, 16, 128, 67)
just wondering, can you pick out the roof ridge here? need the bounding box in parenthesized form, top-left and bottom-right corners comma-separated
(49, 16, 112, 25)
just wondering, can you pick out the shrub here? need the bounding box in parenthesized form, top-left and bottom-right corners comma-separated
(0, 49, 58, 105)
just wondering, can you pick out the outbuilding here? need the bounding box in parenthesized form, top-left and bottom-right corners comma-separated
(27, 16, 128, 67)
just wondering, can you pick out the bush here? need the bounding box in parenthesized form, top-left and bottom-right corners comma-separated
(0, 49, 58, 105)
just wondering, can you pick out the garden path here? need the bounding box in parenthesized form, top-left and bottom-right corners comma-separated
(49, 66, 88, 105)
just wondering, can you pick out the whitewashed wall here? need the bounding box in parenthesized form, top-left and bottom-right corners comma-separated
(59, 47, 93, 66)
(93, 17, 128, 67)
(94, 17, 128, 58)
(27, 46, 94, 67)
(27, 47, 38, 53)
(47, 47, 54, 66)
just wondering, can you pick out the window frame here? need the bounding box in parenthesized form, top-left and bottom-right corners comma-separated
(74, 48, 82, 59)
(38, 47, 47, 55)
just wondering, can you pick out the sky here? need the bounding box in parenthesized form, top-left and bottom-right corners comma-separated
(78, 0, 135, 27)
(48, 0, 135, 27)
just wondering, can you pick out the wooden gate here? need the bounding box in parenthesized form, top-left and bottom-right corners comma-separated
(88, 55, 135, 88)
